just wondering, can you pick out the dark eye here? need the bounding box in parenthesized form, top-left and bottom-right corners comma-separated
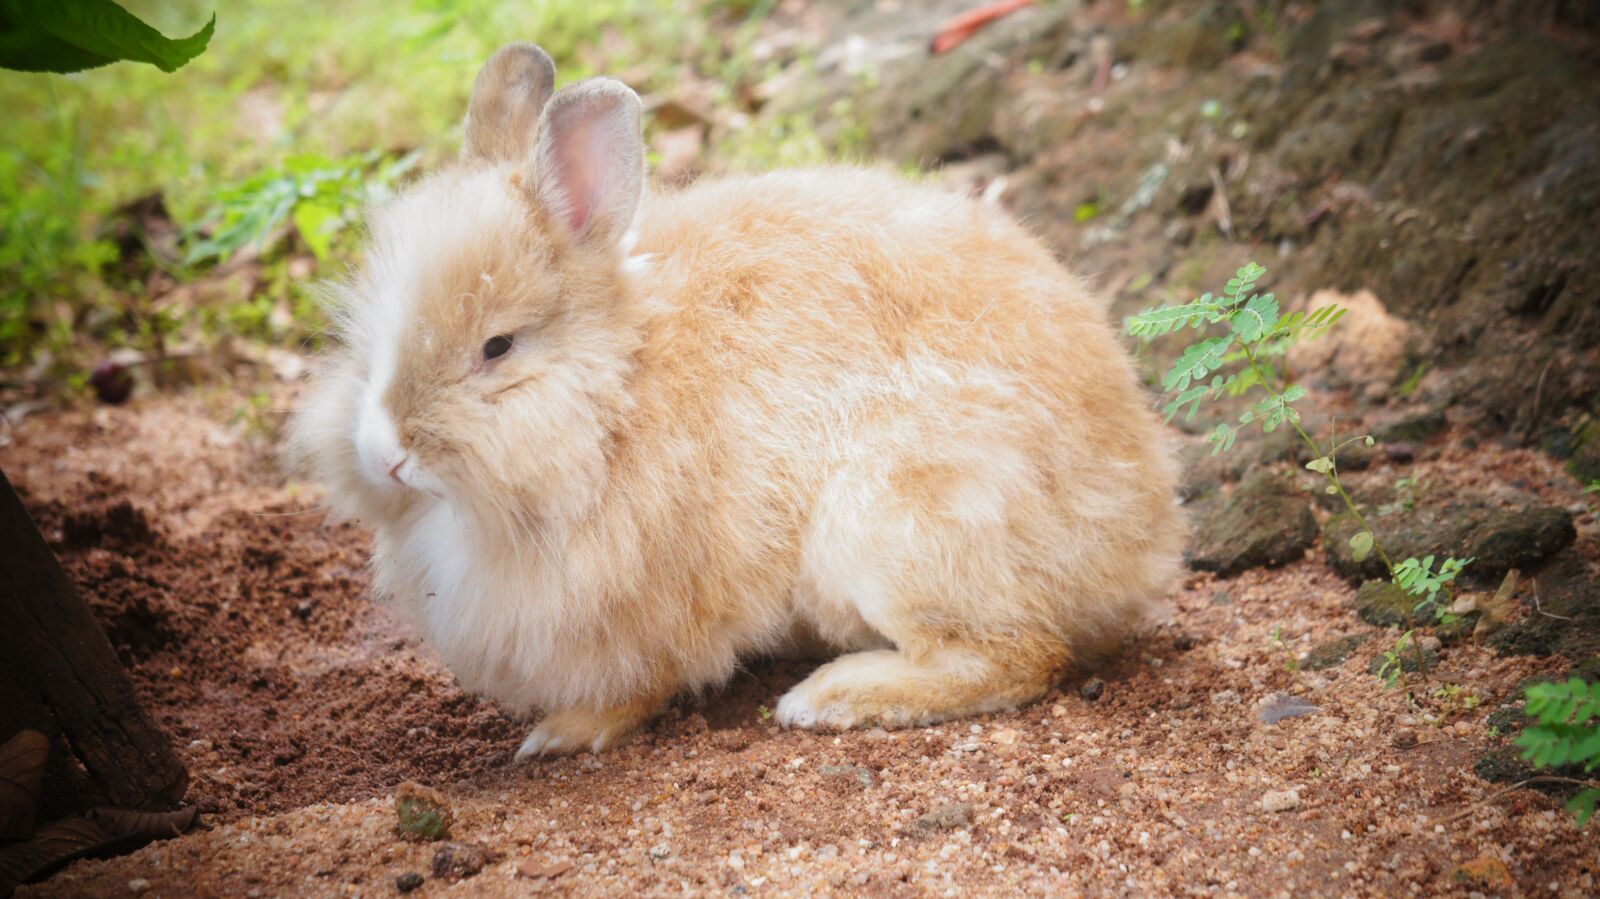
(483, 334, 513, 360)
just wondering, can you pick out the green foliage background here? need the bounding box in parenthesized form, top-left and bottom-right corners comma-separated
(0, 0, 735, 376)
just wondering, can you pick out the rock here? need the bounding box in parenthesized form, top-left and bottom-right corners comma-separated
(1079, 678, 1105, 702)
(431, 842, 490, 880)
(517, 860, 573, 880)
(1390, 729, 1418, 749)
(1257, 694, 1321, 724)
(819, 764, 875, 788)
(1260, 789, 1300, 813)
(1353, 580, 1417, 628)
(1324, 494, 1575, 585)
(1372, 407, 1447, 444)
(649, 842, 671, 860)
(395, 781, 453, 841)
(1384, 441, 1417, 464)
(1453, 856, 1513, 891)
(1187, 474, 1319, 576)
(1488, 550, 1600, 658)
(1368, 646, 1437, 677)
(128, 880, 151, 895)
(1475, 746, 1537, 785)
(394, 872, 424, 893)
(1304, 634, 1368, 670)
(903, 802, 975, 838)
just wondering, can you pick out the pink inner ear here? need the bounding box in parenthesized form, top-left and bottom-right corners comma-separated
(552, 119, 607, 235)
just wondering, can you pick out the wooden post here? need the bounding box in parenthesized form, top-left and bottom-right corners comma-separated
(0, 468, 187, 818)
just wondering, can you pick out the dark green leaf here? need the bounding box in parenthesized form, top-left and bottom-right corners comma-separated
(0, 1, 214, 74)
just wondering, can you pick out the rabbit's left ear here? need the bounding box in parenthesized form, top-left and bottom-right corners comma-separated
(462, 42, 557, 165)
(531, 78, 644, 247)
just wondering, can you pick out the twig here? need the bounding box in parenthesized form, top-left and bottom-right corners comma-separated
(1208, 165, 1233, 238)
(1530, 581, 1574, 621)
(1430, 776, 1600, 826)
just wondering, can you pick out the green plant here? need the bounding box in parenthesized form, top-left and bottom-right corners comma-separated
(1128, 262, 1470, 681)
(0, 0, 213, 73)
(185, 150, 419, 264)
(1515, 678, 1600, 825)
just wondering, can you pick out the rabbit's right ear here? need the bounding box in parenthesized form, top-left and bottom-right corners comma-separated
(462, 42, 557, 165)
(531, 78, 643, 248)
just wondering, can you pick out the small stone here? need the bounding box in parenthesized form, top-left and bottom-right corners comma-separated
(1353, 580, 1416, 628)
(1257, 693, 1322, 725)
(903, 802, 974, 838)
(649, 842, 671, 860)
(517, 859, 573, 879)
(128, 880, 151, 895)
(1173, 633, 1199, 652)
(1304, 634, 1368, 670)
(1260, 789, 1301, 813)
(1391, 729, 1419, 749)
(1453, 856, 1513, 890)
(394, 872, 424, 893)
(1079, 678, 1106, 702)
(431, 842, 490, 880)
(395, 781, 453, 841)
(989, 728, 1020, 745)
(820, 764, 876, 788)
(1384, 441, 1417, 463)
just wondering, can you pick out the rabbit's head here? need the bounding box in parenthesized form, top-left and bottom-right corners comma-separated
(287, 43, 647, 533)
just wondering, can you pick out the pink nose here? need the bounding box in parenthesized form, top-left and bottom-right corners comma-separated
(387, 456, 407, 484)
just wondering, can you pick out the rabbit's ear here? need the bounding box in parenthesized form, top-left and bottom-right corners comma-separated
(532, 78, 643, 246)
(462, 43, 557, 165)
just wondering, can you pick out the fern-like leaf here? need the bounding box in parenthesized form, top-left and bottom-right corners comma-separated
(1163, 337, 1231, 393)
(1127, 295, 1225, 338)
(1220, 262, 1266, 307)
(1230, 292, 1280, 344)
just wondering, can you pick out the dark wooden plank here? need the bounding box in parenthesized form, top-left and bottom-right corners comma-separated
(0, 468, 187, 817)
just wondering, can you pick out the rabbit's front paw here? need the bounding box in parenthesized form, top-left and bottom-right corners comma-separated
(513, 699, 662, 760)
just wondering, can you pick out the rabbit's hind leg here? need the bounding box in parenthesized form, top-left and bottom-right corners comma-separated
(774, 639, 1065, 731)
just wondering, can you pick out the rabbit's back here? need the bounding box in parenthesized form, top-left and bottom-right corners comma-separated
(616, 168, 1183, 660)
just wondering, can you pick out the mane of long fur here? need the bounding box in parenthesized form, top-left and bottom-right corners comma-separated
(287, 162, 1185, 726)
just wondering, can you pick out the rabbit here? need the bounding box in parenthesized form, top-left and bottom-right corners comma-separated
(286, 42, 1185, 759)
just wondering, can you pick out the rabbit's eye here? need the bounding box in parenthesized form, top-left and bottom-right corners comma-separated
(482, 334, 513, 360)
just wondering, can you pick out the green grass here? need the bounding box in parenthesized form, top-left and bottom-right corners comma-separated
(1, 0, 794, 386)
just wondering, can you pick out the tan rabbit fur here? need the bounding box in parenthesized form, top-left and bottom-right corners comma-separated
(286, 43, 1184, 758)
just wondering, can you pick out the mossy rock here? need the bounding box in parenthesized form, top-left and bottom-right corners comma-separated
(1367, 645, 1438, 677)
(1323, 495, 1575, 585)
(1303, 634, 1368, 671)
(1352, 580, 1415, 628)
(1487, 550, 1600, 658)
(1187, 473, 1318, 577)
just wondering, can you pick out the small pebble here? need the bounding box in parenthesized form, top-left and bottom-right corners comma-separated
(128, 880, 151, 895)
(395, 872, 424, 893)
(1079, 678, 1106, 701)
(431, 842, 489, 879)
(1261, 789, 1301, 813)
(1392, 729, 1419, 749)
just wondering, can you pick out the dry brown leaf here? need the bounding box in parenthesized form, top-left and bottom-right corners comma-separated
(0, 730, 48, 842)
(1474, 568, 1519, 639)
(0, 817, 108, 894)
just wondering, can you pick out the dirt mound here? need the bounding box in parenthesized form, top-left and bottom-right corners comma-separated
(7, 403, 524, 822)
(774, 0, 1600, 451)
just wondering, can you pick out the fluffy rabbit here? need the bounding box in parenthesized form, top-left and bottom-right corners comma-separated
(287, 42, 1184, 758)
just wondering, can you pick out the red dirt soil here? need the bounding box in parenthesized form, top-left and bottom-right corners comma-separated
(3, 386, 1597, 897)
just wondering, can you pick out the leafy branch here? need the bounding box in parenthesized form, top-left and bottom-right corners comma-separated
(0, 0, 214, 74)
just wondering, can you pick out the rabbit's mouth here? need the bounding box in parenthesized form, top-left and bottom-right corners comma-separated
(388, 454, 448, 500)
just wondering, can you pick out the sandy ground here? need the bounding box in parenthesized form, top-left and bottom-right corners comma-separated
(1, 383, 1596, 898)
